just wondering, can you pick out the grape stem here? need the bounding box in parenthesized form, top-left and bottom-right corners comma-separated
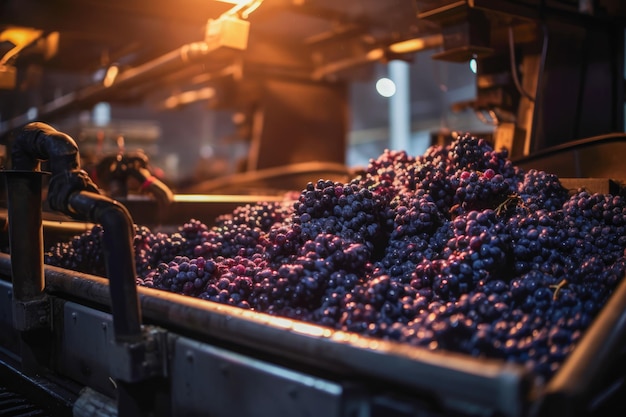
(495, 194, 523, 216)
(550, 279, 568, 301)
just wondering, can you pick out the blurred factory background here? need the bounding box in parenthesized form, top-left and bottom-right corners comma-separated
(1, 53, 483, 184)
(4, 0, 622, 196)
(0, 1, 484, 189)
(0, 51, 481, 180)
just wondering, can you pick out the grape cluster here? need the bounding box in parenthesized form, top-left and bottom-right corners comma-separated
(45, 225, 106, 276)
(293, 179, 394, 249)
(450, 169, 518, 217)
(44, 132, 626, 383)
(517, 169, 569, 213)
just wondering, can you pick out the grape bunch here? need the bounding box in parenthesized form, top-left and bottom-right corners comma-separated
(450, 169, 518, 217)
(45, 225, 106, 276)
(44, 132, 626, 383)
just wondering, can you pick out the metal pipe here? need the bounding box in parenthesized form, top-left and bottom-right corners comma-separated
(131, 166, 174, 206)
(7, 122, 142, 342)
(1, 41, 220, 138)
(2, 121, 81, 330)
(2, 171, 46, 301)
(67, 190, 141, 342)
(11, 121, 80, 172)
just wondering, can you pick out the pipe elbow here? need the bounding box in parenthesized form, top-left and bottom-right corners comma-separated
(135, 167, 174, 206)
(67, 191, 133, 231)
(12, 122, 80, 172)
(94, 200, 135, 239)
(68, 190, 141, 341)
(10, 122, 142, 342)
(11, 122, 100, 215)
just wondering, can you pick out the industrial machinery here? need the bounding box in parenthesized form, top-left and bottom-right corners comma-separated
(1, 1, 626, 417)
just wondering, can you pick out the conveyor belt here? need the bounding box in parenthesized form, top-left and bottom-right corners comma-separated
(0, 386, 50, 417)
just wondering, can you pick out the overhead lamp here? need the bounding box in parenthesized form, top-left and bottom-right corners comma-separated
(218, 0, 264, 19)
(0, 27, 43, 56)
(205, 16, 250, 51)
(0, 26, 44, 89)
(205, 0, 264, 52)
(163, 87, 216, 109)
(103, 65, 119, 88)
(388, 34, 443, 54)
(469, 57, 477, 74)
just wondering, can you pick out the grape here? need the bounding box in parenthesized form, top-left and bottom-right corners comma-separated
(44, 133, 626, 383)
(216, 201, 294, 232)
(45, 225, 106, 276)
(517, 169, 569, 213)
(450, 169, 517, 217)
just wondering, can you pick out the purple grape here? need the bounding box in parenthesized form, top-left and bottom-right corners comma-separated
(43, 133, 626, 383)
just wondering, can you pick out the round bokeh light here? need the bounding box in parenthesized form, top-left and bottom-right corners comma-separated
(376, 77, 397, 97)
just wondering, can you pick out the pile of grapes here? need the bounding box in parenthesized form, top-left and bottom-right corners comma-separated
(45, 134, 626, 382)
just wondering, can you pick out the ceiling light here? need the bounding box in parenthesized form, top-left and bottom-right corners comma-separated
(469, 58, 477, 74)
(219, 0, 264, 18)
(388, 34, 443, 54)
(103, 65, 119, 87)
(0, 27, 43, 65)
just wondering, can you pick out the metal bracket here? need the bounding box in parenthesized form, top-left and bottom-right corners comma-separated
(108, 327, 168, 383)
(12, 296, 50, 332)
